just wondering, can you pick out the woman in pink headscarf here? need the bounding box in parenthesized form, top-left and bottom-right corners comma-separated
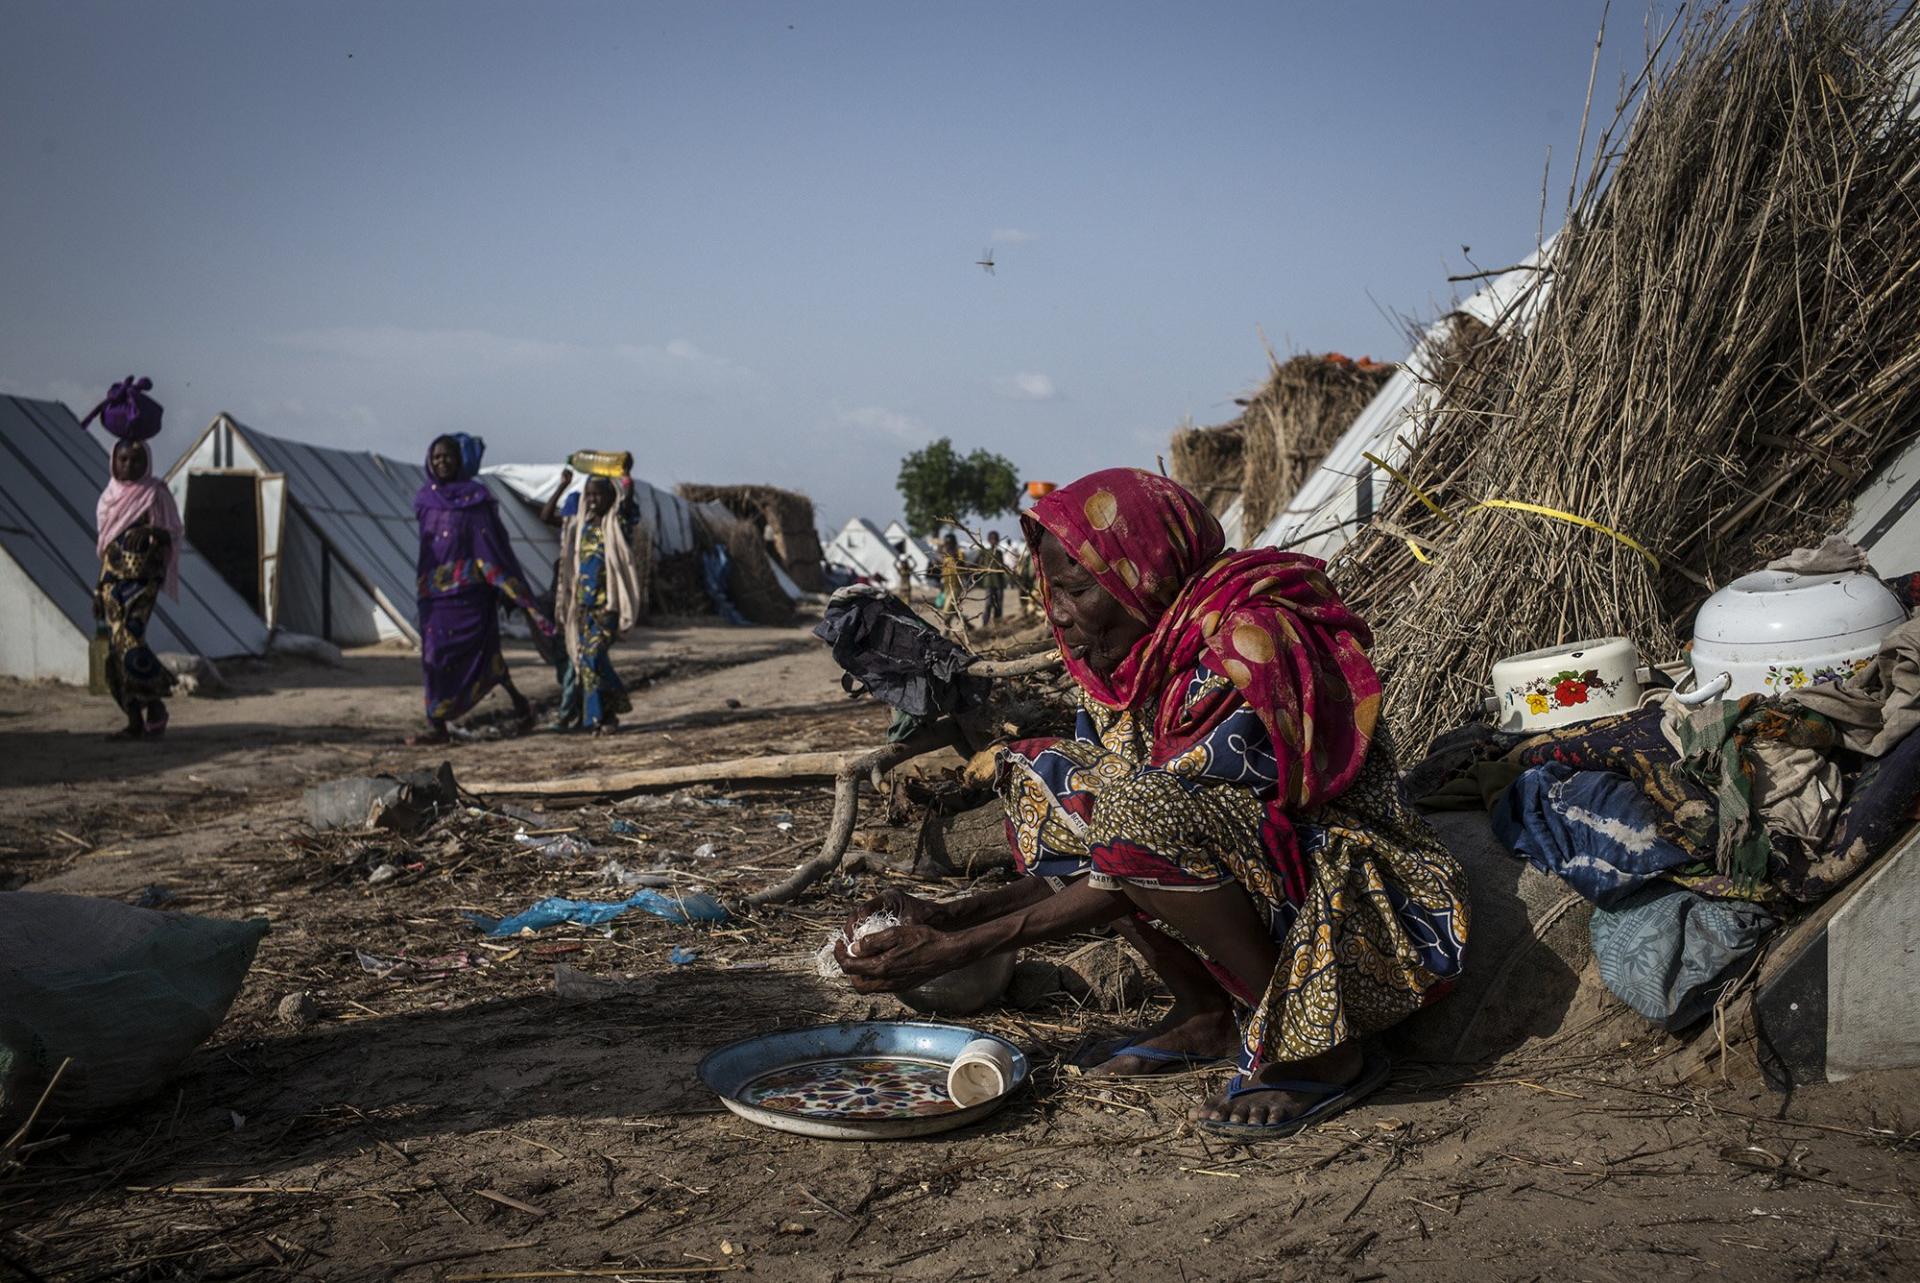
(838, 468, 1469, 1140)
(94, 437, 184, 740)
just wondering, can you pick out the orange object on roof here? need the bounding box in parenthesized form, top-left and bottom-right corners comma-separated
(1026, 480, 1057, 499)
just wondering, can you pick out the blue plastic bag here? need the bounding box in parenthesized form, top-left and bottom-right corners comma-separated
(465, 888, 729, 937)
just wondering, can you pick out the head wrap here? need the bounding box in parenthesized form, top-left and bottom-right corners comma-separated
(96, 442, 183, 599)
(79, 376, 164, 442)
(416, 433, 494, 512)
(1022, 467, 1380, 809)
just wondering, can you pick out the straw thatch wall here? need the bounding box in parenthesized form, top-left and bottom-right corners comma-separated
(1239, 354, 1392, 536)
(678, 483, 827, 591)
(1169, 421, 1246, 518)
(1334, 0, 1920, 752)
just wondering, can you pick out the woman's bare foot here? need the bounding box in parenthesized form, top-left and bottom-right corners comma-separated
(1080, 1001, 1239, 1075)
(1189, 1041, 1366, 1128)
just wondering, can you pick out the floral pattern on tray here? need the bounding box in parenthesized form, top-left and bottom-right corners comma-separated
(1507, 668, 1627, 717)
(1763, 658, 1871, 692)
(740, 1057, 958, 1119)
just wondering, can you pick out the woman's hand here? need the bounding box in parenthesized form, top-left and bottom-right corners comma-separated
(844, 888, 946, 935)
(558, 467, 575, 490)
(833, 924, 973, 993)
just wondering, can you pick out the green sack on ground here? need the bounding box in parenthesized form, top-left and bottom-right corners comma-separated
(0, 892, 268, 1121)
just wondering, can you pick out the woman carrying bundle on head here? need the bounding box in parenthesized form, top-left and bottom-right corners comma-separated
(413, 433, 549, 745)
(835, 468, 1469, 1140)
(93, 434, 182, 741)
(540, 467, 642, 735)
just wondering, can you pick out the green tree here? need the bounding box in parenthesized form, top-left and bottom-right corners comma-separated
(896, 438, 1022, 537)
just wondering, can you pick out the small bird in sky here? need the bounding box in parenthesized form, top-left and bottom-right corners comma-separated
(976, 248, 995, 275)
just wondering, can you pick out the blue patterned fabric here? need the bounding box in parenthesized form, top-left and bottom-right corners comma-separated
(1590, 883, 1775, 1029)
(1492, 763, 1694, 906)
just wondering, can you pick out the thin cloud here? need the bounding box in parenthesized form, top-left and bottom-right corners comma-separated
(992, 371, 1057, 401)
(837, 404, 928, 440)
(991, 228, 1039, 245)
(276, 325, 755, 388)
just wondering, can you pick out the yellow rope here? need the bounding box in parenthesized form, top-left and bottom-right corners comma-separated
(1473, 499, 1662, 570)
(1361, 452, 1456, 525)
(1361, 453, 1662, 571)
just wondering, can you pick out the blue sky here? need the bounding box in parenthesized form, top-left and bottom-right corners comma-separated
(1, 1, 1656, 531)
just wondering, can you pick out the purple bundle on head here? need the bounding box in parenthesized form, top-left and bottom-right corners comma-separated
(80, 376, 164, 442)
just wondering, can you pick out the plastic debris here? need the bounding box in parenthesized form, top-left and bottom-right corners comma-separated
(367, 863, 399, 885)
(515, 831, 594, 858)
(608, 818, 645, 835)
(669, 946, 698, 966)
(465, 889, 730, 937)
(595, 859, 673, 889)
(693, 842, 718, 860)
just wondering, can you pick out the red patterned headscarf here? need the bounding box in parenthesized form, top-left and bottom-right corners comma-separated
(1022, 468, 1381, 808)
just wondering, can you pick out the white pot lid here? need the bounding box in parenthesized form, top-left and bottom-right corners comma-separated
(1693, 570, 1907, 648)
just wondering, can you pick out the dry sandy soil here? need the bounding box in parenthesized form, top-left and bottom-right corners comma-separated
(3, 616, 1919, 1283)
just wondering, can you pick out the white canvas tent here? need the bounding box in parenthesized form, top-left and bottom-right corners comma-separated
(884, 522, 936, 575)
(1253, 246, 1555, 560)
(166, 416, 560, 647)
(1851, 433, 1920, 576)
(0, 395, 267, 684)
(824, 517, 905, 581)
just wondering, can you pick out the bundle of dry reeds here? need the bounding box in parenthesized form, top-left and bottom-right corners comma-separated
(1241, 354, 1392, 535)
(1335, 0, 1920, 752)
(1168, 421, 1246, 518)
(679, 482, 827, 591)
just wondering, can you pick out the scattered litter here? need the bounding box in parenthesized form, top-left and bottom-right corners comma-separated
(608, 818, 645, 835)
(515, 831, 595, 858)
(367, 863, 399, 886)
(694, 842, 719, 860)
(490, 803, 547, 825)
(669, 946, 699, 965)
(356, 949, 405, 975)
(814, 910, 900, 979)
(303, 762, 459, 833)
(595, 859, 673, 888)
(466, 889, 730, 937)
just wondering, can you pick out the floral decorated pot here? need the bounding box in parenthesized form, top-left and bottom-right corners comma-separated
(1489, 637, 1643, 733)
(1690, 570, 1907, 699)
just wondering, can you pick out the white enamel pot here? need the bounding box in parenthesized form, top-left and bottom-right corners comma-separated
(1487, 637, 1644, 733)
(1690, 570, 1907, 698)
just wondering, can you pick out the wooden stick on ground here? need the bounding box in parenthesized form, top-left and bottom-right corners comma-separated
(746, 726, 959, 906)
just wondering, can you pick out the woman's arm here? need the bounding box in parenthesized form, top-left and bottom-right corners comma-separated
(538, 469, 574, 528)
(836, 876, 1130, 993)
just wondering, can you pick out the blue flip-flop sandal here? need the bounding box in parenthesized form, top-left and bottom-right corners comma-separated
(1069, 1040, 1229, 1076)
(1196, 1052, 1392, 1142)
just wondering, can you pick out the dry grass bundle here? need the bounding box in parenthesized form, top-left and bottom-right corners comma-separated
(678, 483, 827, 591)
(714, 513, 796, 625)
(1169, 420, 1246, 517)
(1335, 0, 1920, 752)
(1241, 354, 1393, 534)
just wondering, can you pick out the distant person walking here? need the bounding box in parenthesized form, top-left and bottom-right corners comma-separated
(412, 434, 549, 745)
(937, 532, 966, 625)
(977, 530, 1008, 626)
(93, 436, 182, 740)
(543, 468, 642, 734)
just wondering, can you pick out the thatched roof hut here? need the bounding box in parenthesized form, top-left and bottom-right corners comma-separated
(1334, 0, 1920, 750)
(1238, 354, 1392, 537)
(1168, 421, 1245, 519)
(677, 483, 827, 591)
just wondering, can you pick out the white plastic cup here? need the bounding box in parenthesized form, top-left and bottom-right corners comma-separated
(946, 1037, 1014, 1107)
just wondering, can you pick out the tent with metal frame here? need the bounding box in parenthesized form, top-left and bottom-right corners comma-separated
(0, 395, 268, 685)
(164, 415, 560, 648)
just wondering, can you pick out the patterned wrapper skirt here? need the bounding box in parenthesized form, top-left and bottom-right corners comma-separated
(98, 535, 177, 715)
(1002, 725, 1470, 1069)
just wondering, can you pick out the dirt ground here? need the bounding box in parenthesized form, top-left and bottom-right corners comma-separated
(4, 615, 1919, 1283)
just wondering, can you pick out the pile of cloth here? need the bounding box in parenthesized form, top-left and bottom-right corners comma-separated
(1412, 587, 1920, 1030)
